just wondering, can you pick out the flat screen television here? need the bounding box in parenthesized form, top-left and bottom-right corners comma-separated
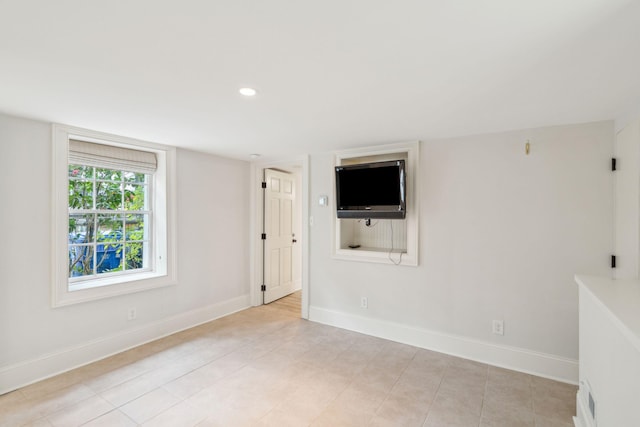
(335, 159, 406, 219)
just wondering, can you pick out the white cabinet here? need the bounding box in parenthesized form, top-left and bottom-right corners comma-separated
(574, 275, 640, 427)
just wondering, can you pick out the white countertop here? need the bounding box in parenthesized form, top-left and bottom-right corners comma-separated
(575, 274, 640, 353)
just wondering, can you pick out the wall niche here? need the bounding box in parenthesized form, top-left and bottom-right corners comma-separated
(332, 141, 419, 266)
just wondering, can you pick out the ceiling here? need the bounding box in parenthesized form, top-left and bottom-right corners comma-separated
(1, 0, 639, 161)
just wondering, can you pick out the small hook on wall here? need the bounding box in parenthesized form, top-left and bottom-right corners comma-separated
(525, 140, 530, 155)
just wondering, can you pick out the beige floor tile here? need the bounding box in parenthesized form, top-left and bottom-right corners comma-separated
(266, 387, 336, 425)
(46, 395, 113, 427)
(186, 382, 236, 414)
(488, 366, 532, 386)
(449, 357, 489, 376)
(388, 380, 438, 406)
(442, 364, 488, 386)
(187, 375, 283, 420)
(274, 360, 322, 387)
(0, 389, 26, 412)
(161, 368, 217, 400)
(371, 352, 415, 375)
(119, 387, 182, 424)
(6, 297, 580, 427)
(423, 404, 481, 427)
(0, 384, 95, 427)
(369, 413, 425, 427)
(311, 403, 374, 427)
(99, 371, 162, 407)
(271, 340, 316, 361)
(532, 394, 576, 424)
(398, 364, 445, 389)
(412, 348, 453, 366)
(20, 418, 54, 427)
(19, 371, 86, 401)
(352, 365, 401, 393)
(258, 407, 316, 427)
(331, 381, 390, 414)
(82, 409, 137, 427)
(435, 382, 485, 416)
(197, 406, 263, 427)
(484, 382, 533, 411)
(425, 383, 485, 427)
(531, 377, 577, 401)
(486, 370, 531, 391)
(370, 393, 430, 426)
(83, 362, 151, 394)
(480, 417, 534, 427)
(481, 394, 535, 427)
(100, 360, 196, 407)
(533, 415, 575, 427)
(296, 346, 345, 369)
(141, 400, 208, 427)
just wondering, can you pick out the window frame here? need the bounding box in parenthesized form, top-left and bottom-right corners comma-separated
(67, 167, 153, 285)
(52, 124, 177, 307)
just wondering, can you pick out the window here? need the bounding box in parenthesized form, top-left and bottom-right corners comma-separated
(52, 125, 177, 306)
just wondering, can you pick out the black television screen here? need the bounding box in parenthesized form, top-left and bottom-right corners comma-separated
(335, 160, 406, 219)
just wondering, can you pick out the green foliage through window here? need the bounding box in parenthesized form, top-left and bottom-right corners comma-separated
(68, 165, 150, 279)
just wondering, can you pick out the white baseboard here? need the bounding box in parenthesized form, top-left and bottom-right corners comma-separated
(309, 306, 578, 384)
(0, 294, 250, 395)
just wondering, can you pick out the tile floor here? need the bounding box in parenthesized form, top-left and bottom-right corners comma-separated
(0, 299, 576, 426)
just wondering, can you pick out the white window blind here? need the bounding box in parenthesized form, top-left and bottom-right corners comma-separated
(69, 139, 157, 173)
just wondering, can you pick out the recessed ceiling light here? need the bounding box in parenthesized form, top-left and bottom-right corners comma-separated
(250, 154, 261, 159)
(239, 87, 257, 97)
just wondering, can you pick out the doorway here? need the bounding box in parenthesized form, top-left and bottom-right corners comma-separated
(263, 168, 299, 304)
(251, 157, 309, 319)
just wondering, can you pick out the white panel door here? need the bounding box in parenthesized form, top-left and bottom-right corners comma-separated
(264, 169, 296, 303)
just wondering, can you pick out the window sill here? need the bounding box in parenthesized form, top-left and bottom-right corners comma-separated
(69, 269, 157, 292)
(333, 247, 417, 266)
(54, 272, 176, 307)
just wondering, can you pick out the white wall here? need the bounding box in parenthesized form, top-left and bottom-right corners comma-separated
(0, 113, 251, 393)
(309, 121, 613, 382)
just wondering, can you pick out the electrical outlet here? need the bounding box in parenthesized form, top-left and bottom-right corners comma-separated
(492, 319, 504, 335)
(127, 307, 137, 321)
(360, 297, 368, 309)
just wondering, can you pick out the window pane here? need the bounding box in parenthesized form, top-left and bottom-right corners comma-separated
(69, 214, 94, 243)
(96, 168, 121, 181)
(125, 214, 146, 241)
(98, 214, 124, 241)
(96, 181, 123, 210)
(96, 243, 123, 273)
(69, 180, 94, 210)
(69, 164, 93, 179)
(69, 245, 94, 278)
(96, 214, 123, 274)
(123, 171, 146, 183)
(124, 184, 146, 210)
(125, 243, 144, 270)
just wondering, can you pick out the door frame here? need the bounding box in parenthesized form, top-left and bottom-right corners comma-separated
(249, 155, 310, 319)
